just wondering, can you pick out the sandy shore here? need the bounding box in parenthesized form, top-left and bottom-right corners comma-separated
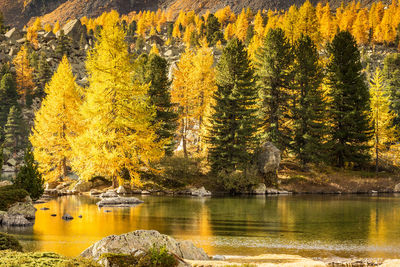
(186, 254, 400, 267)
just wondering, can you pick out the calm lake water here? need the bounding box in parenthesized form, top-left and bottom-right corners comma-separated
(2, 194, 400, 259)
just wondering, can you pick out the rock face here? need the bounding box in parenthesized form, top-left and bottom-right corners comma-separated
(58, 19, 85, 42)
(72, 180, 92, 192)
(81, 230, 209, 261)
(257, 142, 281, 185)
(96, 197, 144, 207)
(2, 214, 33, 226)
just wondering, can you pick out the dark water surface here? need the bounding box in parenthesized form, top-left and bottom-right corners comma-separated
(2, 194, 400, 259)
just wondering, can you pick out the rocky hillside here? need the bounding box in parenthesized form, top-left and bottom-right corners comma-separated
(1, 0, 393, 28)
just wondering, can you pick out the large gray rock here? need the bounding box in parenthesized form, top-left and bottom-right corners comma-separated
(395, 183, 400, 193)
(2, 214, 33, 226)
(257, 142, 281, 185)
(59, 19, 85, 42)
(251, 183, 266, 195)
(96, 197, 143, 207)
(116, 186, 127, 194)
(0, 180, 12, 187)
(100, 189, 118, 198)
(73, 180, 92, 192)
(0, 211, 5, 223)
(4, 28, 23, 41)
(191, 187, 211, 197)
(81, 230, 209, 261)
(7, 200, 36, 220)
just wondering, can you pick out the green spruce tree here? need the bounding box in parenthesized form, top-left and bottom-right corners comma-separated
(326, 31, 372, 168)
(207, 38, 258, 173)
(206, 14, 223, 46)
(3, 105, 26, 159)
(55, 30, 70, 58)
(254, 28, 294, 151)
(0, 73, 18, 141)
(383, 53, 400, 130)
(35, 52, 51, 97)
(134, 53, 178, 155)
(14, 147, 44, 200)
(292, 35, 326, 166)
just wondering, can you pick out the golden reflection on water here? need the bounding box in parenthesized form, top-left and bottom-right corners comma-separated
(6, 194, 400, 258)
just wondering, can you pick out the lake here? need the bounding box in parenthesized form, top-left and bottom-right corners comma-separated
(1, 194, 400, 259)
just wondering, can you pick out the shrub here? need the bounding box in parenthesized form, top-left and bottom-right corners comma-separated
(137, 246, 178, 267)
(0, 185, 29, 211)
(0, 232, 22, 251)
(218, 169, 261, 194)
(13, 147, 44, 201)
(100, 253, 139, 267)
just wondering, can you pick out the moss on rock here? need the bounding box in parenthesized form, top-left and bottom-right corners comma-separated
(0, 250, 100, 266)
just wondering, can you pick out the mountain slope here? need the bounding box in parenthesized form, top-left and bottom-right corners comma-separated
(0, 0, 392, 28)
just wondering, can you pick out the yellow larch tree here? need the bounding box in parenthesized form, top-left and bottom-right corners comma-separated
(30, 56, 82, 182)
(352, 8, 369, 45)
(298, 0, 320, 44)
(254, 10, 265, 37)
(150, 43, 159, 55)
(283, 5, 299, 44)
(136, 16, 146, 36)
(53, 21, 61, 34)
(235, 9, 249, 42)
(320, 3, 336, 43)
(224, 23, 235, 41)
(191, 40, 217, 151)
(171, 48, 196, 157)
(370, 67, 398, 171)
(71, 11, 164, 186)
(376, 8, 396, 44)
(13, 46, 34, 105)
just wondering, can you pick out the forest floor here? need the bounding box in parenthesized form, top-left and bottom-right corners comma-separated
(277, 161, 400, 194)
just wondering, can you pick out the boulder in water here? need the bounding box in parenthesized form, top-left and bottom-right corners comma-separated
(81, 230, 209, 261)
(257, 142, 281, 185)
(97, 197, 143, 208)
(191, 187, 211, 197)
(100, 190, 118, 198)
(62, 213, 73, 221)
(2, 214, 33, 226)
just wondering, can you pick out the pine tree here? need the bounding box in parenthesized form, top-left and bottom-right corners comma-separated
(55, 30, 70, 58)
(30, 56, 82, 182)
(35, 52, 51, 97)
(254, 28, 294, 151)
(292, 35, 326, 165)
(71, 11, 164, 186)
(370, 67, 397, 172)
(383, 53, 400, 129)
(135, 53, 178, 155)
(0, 73, 18, 140)
(14, 147, 44, 201)
(3, 105, 26, 159)
(207, 38, 258, 173)
(326, 31, 372, 168)
(206, 14, 223, 46)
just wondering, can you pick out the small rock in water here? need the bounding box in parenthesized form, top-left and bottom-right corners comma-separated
(62, 213, 73, 220)
(104, 210, 112, 213)
(212, 255, 226, 261)
(51, 214, 57, 217)
(40, 207, 50, 210)
(78, 215, 82, 218)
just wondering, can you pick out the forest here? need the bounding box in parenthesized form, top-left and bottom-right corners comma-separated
(1, 0, 400, 193)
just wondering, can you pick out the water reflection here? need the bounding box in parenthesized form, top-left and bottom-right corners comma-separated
(1, 194, 400, 259)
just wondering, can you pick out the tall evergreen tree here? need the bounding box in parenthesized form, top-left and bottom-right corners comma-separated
(35, 52, 51, 97)
(3, 105, 26, 159)
(254, 28, 294, 151)
(326, 31, 372, 168)
(0, 73, 18, 141)
(292, 35, 326, 165)
(14, 147, 44, 200)
(206, 14, 223, 46)
(135, 53, 178, 155)
(383, 53, 400, 130)
(207, 38, 258, 173)
(55, 30, 70, 58)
